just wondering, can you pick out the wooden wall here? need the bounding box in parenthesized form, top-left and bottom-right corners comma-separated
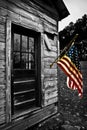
(0, 16, 6, 126)
(0, 0, 59, 127)
(42, 34, 58, 106)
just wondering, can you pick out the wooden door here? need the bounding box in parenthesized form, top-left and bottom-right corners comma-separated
(11, 24, 40, 115)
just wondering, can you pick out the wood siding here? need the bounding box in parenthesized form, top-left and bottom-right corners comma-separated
(42, 35, 58, 106)
(0, 0, 59, 128)
(0, 16, 6, 126)
(6, 20, 12, 123)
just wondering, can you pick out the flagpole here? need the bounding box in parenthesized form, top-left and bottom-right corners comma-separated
(50, 34, 79, 68)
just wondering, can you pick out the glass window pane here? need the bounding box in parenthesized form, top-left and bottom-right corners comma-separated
(29, 37, 34, 53)
(14, 34, 20, 51)
(13, 52, 20, 69)
(21, 53, 28, 69)
(29, 62, 35, 70)
(29, 53, 35, 69)
(22, 35, 28, 52)
(29, 53, 34, 62)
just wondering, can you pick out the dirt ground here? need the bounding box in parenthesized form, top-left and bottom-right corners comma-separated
(26, 112, 87, 130)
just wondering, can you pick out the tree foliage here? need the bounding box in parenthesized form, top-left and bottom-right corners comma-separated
(59, 14, 87, 60)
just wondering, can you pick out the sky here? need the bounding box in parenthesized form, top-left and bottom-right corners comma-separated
(59, 0, 87, 31)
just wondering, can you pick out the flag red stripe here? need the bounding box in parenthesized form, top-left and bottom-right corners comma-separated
(57, 60, 82, 95)
(58, 62, 82, 96)
(63, 56, 82, 79)
(63, 55, 82, 78)
(58, 61, 82, 93)
(67, 77, 76, 90)
(58, 58, 82, 88)
(62, 56, 82, 85)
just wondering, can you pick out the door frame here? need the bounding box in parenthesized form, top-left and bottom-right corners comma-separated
(6, 20, 41, 123)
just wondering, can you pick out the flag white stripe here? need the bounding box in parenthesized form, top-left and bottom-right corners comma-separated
(59, 55, 83, 86)
(64, 55, 82, 78)
(58, 61, 82, 93)
(60, 58, 82, 84)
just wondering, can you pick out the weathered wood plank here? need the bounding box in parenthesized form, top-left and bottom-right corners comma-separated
(44, 77, 58, 82)
(44, 97, 58, 106)
(0, 78, 5, 84)
(0, 16, 6, 24)
(44, 35, 52, 50)
(0, 1, 57, 33)
(44, 50, 57, 58)
(0, 0, 57, 33)
(0, 85, 5, 89)
(0, 60, 5, 68)
(0, 71, 6, 79)
(44, 80, 57, 90)
(44, 57, 56, 63)
(44, 22, 57, 33)
(0, 106, 5, 115)
(44, 57, 57, 69)
(0, 114, 5, 125)
(0, 89, 5, 99)
(6, 19, 12, 122)
(0, 7, 20, 24)
(0, 52, 5, 60)
(0, 104, 57, 130)
(44, 68, 57, 76)
(50, 46, 57, 52)
(0, 68, 5, 73)
(7, 0, 57, 26)
(41, 33, 45, 106)
(44, 80, 58, 103)
(45, 90, 58, 100)
(44, 36, 57, 50)
(0, 0, 40, 22)
(27, 0, 59, 20)
(44, 61, 57, 69)
(44, 75, 57, 79)
(20, 16, 43, 32)
(51, 37, 58, 46)
(0, 42, 5, 51)
(0, 6, 43, 32)
(7, 0, 57, 25)
(0, 7, 8, 17)
(41, 13, 57, 26)
(0, 98, 5, 106)
(0, 24, 5, 33)
(0, 33, 5, 42)
(0, 105, 5, 124)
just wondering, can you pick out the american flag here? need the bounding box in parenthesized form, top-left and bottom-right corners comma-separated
(57, 43, 83, 98)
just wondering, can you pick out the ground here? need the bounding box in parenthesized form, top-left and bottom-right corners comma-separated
(26, 111, 87, 130)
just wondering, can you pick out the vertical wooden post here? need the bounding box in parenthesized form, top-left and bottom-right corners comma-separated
(41, 33, 45, 107)
(6, 19, 12, 122)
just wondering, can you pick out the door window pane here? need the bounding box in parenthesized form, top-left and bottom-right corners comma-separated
(13, 35, 35, 70)
(14, 52, 20, 69)
(14, 34, 20, 51)
(29, 37, 34, 53)
(21, 53, 28, 69)
(29, 53, 34, 69)
(29, 37, 35, 69)
(22, 35, 28, 52)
